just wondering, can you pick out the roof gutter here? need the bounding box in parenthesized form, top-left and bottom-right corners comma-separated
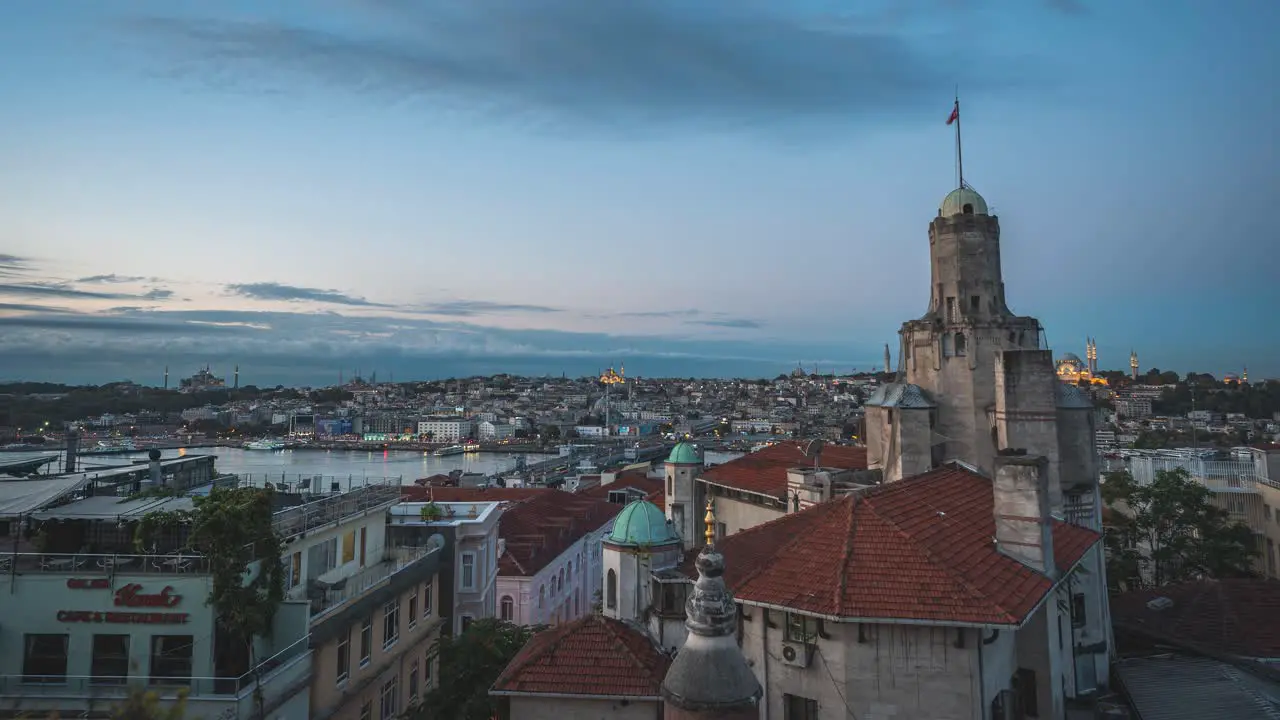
(696, 478, 785, 503)
(489, 690, 661, 702)
(736, 537, 1101, 632)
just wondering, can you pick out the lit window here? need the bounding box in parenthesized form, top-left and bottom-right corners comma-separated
(383, 599, 400, 650)
(501, 595, 514, 622)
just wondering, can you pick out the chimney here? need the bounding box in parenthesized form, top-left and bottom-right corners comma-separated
(64, 430, 80, 474)
(993, 453, 1056, 578)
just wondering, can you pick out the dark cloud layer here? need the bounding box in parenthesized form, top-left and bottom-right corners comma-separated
(78, 274, 148, 284)
(122, 0, 1032, 132)
(417, 300, 560, 317)
(0, 282, 162, 302)
(690, 318, 763, 329)
(227, 282, 391, 307)
(0, 255, 31, 278)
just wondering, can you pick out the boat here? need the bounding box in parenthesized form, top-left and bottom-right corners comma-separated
(245, 439, 287, 451)
(463, 442, 481, 453)
(95, 438, 138, 452)
(433, 444, 466, 457)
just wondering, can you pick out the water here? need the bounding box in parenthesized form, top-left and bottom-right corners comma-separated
(79, 448, 548, 486)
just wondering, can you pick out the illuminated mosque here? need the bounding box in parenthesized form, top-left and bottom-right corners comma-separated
(1056, 338, 1110, 386)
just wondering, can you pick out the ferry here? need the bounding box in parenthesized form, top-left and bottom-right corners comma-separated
(96, 438, 138, 452)
(245, 438, 287, 451)
(433, 444, 466, 457)
(463, 442, 481, 453)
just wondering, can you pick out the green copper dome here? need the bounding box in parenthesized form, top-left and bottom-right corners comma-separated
(939, 186, 988, 217)
(667, 442, 702, 465)
(607, 500, 680, 547)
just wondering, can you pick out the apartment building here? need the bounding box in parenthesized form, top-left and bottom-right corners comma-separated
(416, 418, 475, 442)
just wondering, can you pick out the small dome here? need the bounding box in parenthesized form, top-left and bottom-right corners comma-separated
(1059, 352, 1083, 365)
(607, 500, 680, 547)
(939, 187, 988, 217)
(667, 442, 701, 465)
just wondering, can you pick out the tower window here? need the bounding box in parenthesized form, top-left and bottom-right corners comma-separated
(606, 570, 617, 609)
(962, 203, 974, 214)
(955, 333, 967, 356)
(942, 334, 954, 357)
(970, 295, 980, 313)
(945, 297, 956, 322)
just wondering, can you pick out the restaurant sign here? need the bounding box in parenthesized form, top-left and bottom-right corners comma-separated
(58, 583, 189, 624)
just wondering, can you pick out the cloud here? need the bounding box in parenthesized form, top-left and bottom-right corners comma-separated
(143, 288, 175, 300)
(0, 255, 31, 278)
(688, 318, 763, 329)
(0, 282, 154, 301)
(0, 302, 79, 314)
(122, 1, 1035, 133)
(226, 282, 391, 307)
(77, 274, 148, 284)
(615, 309, 701, 319)
(416, 300, 561, 317)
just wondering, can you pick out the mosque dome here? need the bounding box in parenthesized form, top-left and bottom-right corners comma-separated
(1059, 352, 1084, 366)
(606, 500, 680, 547)
(939, 186, 989, 217)
(667, 442, 701, 465)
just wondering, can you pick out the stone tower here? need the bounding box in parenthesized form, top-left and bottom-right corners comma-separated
(898, 186, 1043, 475)
(665, 442, 704, 551)
(601, 500, 683, 624)
(1130, 350, 1140, 380)
(660, 502, 761, 720)
(1086, 338, 1098, 376)
(883, 343, 892, 375)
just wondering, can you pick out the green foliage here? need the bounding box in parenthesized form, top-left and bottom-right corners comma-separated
(22, 686, 189, 720)
(1102, 468, 1258, 591)
(410, 619, 542, 720)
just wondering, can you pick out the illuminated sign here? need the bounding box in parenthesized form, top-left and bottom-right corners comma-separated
(57, 610, 190, 624)
(115, 583, 181, 608)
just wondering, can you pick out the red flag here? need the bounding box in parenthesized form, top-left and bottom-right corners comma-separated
(946, 103, 959, 125)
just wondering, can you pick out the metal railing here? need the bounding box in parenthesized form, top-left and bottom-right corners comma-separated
(271, 483, 402, 540)
(0, 633, 311, 698)
(309, 545, 437, 618)
(0, 551, 210, 575)
(232, 474, 404, 493)
(1129, 457, 1266, 494)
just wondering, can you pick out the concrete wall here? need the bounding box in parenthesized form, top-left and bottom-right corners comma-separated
(705, 493, 782, 538)
(283, 510, 389, 600)
(498, 523, 611, 627)
(309, 580, 444, 720)
(994, 351, 1064, 511)
(665, 462, 700, 551)
(508, 695, 660, 720)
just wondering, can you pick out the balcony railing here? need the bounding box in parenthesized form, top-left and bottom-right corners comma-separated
(0, 551, 210, 575)
(272, 483, 401, 541)
(308, 545, 437, 619)
(0, 633, 311, 701)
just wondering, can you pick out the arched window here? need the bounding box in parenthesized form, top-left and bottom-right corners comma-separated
(942, 333, 954, 357)
(500, 595, 514, 622)
(606, 569, 617, 609)
(962, 203, 974, 214)
(568, 559, 573, 577)
(955, 333, 968, 356)
(558, 568, 565, 590)
(668, 476, 673, 495)
(538, 584, 545, 608)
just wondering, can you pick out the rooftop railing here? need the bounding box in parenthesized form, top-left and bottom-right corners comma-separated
(0, 551, 210, 575)
(308, 545, 437, 619)
(271, 483, 401, 541)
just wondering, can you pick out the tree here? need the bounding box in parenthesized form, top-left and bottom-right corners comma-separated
(1102, 468, 1257, 591)
(411, 619, 541, 720)
(540, 424, 561, 440)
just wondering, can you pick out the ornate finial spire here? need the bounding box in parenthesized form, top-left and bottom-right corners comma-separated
(704, 499, 715, 547)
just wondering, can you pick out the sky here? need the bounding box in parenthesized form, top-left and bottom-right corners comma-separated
(1, 0, 1276, 386)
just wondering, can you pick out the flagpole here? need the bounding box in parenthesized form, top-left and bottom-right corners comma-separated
(955, 93, 964, 190)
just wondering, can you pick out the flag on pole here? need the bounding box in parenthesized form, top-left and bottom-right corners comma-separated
(946, 102, 959, 125)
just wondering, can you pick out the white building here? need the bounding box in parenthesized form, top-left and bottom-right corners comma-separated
(477, 421, 515, 441)
(416, 418, 475, 442)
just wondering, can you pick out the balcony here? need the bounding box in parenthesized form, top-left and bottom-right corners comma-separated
(271, 483, 400, 541)
(0, 551, 210, 575)
(306, 545, 438, 619)
(0, 634, 311, 720)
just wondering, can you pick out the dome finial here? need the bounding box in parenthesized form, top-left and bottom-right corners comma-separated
(703, 498, 715, 547)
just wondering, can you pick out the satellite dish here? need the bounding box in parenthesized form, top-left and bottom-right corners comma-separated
(426, 534, 446, 553)
(804, 439, 825, 468)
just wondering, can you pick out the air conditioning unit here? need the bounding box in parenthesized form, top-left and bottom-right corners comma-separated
(992, 689, 1021, 720)
(780, 642, 812, 668)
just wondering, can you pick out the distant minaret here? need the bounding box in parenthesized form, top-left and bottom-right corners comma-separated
(1243, 366, 1248, 383)
(233, 365, 239, 389)
(660, 500, 762, 719)
(1086, 337, 1098, 376)
(884, 344, 892, 376)
(1130, 350, 1139, 380)
(163, 365, 169, 389)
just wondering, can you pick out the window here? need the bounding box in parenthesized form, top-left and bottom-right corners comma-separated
(408, 588, 418, 629)
(1071, 593, 1087, 629)
(461, 615, 474, 633)
(955, 332, 967, 356)
(461, 552, 476, 591)
(379, 676, 399, 720)
(23, 634, 69, 683)
(359, 700, 371, 720)
(149, 635, 194, 684)
(558, 567, 565, 591)
(342, 530, 356, 564)
(970, 295, 980, 313)
(717, 522, 727, 541)
(945, 296, 956, 322)
(336, 628, 350, 684)
(424, 652, 433, 686)
(423, 581, 433, 618)
(606, 569, 617, 609)
(538, 584, 545, 608)
(360, 618, 372, 666)
(90, 635, 130, 684)
(784, 693, 819, 720)
(501, 595, 514, 621)
(1015, 668, 1039, 717)
(409, 659, 420, 700)
(784, 613, 820, 643)
(383, 599, 400, 650)
(942, 333, 954, 357)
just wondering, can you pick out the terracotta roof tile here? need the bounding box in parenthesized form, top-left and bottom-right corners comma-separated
(492, 614, 670, 697)
(685, 464, 1100, 626)
(496, 491, 623, 577)
(700, 441, 867, 497)
(1111, 578, 1280, 658)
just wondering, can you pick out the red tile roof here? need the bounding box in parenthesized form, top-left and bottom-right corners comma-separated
(700, 441, 867, 497)
(399, 486, 551, 503)
(492, 614, 670, 698)
(498, 491, 623, 577)
(1111, 579, 1280, 659)
(687, 464, 1100, 626)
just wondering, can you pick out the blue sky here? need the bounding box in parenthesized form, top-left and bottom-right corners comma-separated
(0, 0, 1276, 386)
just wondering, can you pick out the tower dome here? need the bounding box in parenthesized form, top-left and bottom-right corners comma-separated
(939, 186, 989, 217)
(607, 499, 681, 547)
(667, 442, 701, 466)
